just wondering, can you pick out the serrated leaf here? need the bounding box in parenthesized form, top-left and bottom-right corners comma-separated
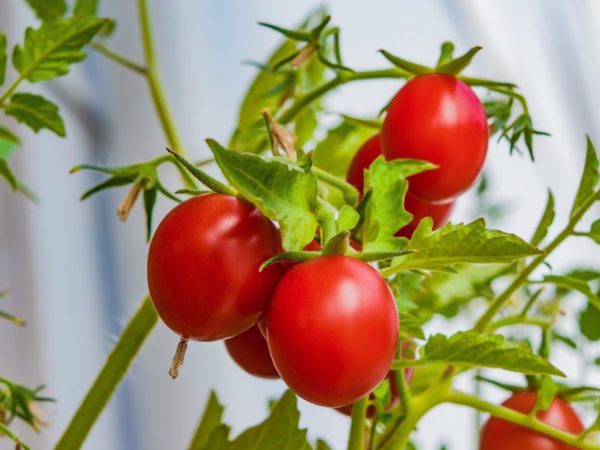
(0, 32, 7, 86)
(403, 331, 564, 376)
(313, 120, 374, 178)
(382, 219, 542, 275)
(336, 205, 359, 233)
(13, 16, 106, 83)
(209, 139, 318, 251)
(398, 312, 425, 340)
(571, 137, 600, 218)
(435, 46, 481, 75)
(24, 0, 66, 21)
(531, 190, 555, 246)
(5, 93, 65, 136)
(189, 391, 225, 450)
(362, 157, 435, 252)
(74, 0, 99, 16)
(229, 391, 311, 450)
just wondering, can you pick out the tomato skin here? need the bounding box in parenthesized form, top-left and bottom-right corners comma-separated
(147, 194, 283, 341)
(225, 325, 279, 379)
(480, 391, 584, 450)
(396, 194, 454, 238)
(346, 133, 383, 193)
(266, 255, 398, 407)
(382, 74, 488, 203)
(346, 134, 454, 237)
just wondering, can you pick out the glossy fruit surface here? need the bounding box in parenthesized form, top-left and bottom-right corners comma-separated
(346, 133, 383, 193)
(382, 73, 488, 202)
(266, 255, 398, 407)
(225, 325, 279, 379)
(147, 194, 283, 341)
(480, 391, 584, 450)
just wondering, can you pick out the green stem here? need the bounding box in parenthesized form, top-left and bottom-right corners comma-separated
(0, 75, 25, 108)
(89, 42, 147, 75)
(393, 368, 411, 417)
(348, 397, 368, 450)
(137, 0, 186, 156)
(55, 297, 158, 450)
(474, 190, 600, 332)
(488, 315, 552, 332)
(446, 390, 600, 450)
(311, 166, 359, 205)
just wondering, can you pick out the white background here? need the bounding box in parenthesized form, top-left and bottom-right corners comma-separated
(1, 1, 600, 449)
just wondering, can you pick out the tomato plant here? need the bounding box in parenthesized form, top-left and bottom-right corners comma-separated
(1, 3, 600, 450)
(382, 74, 489, 203)
(480, 391, 585, 450)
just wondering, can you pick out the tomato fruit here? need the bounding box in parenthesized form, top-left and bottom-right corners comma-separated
(382, 73, 488, 203)
(147, 194, 283, 341)
(225, 325, 279, 379)
(480, 391, 584, 450)
(266, 255, 398, 407)
(346, 133, 454, 237)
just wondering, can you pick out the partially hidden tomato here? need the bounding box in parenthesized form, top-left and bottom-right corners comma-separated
(346, 133, 454, 237)
(225, 325, 279, 379)
(382, 74, 488, 203)
(266, 255, 398, 407)
(147, 194, 283, 341)
(480, 391, 584, 450)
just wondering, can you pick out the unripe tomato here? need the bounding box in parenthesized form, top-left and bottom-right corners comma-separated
(147, 194, 283, 341)
(480, 391, 584, 450)
(346, 134, 454, 237)
(382, 74, 488, 203)
(266, 255, 398, 407)
(225, 325, 279, 379)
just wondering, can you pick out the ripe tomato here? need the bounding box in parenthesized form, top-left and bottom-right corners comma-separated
(266, 255, 398, 407)
(225, 325, 279, 379)
(346, 134, 454, 237)
(382, 74, 488, 203)
(147, 194, 283, 341)
(480, 391, 584, 450)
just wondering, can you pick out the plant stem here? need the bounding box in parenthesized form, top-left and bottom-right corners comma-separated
(89, 42, 147, 75)
(55, 297, 158, 450)
(488, 315, 552, 332)
(474, 190, 600, 332)
(0, 75, 25, 108)
(445, 390, 600, 450)
(137, 0, 186, 157)
(311, 166, 359, 205)
(348, 397, 368, 450)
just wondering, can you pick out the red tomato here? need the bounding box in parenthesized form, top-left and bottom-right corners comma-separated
(346, 134, 454, 237)
(346, 133, 383, 193)
(147, 194, 283, 340)
(480, 391, 584, 450)
(396, 194, 454, 238)
(225, 325, 279, 379)
(382, 74, 488, 203)
(266, 255, 398, 407)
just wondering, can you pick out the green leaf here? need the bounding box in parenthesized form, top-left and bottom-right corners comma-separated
(398, 312, 425, 340)
(580, 302, 600, 341)
(535, 375, 558, 412)
(24, 0, 66, 21)
(435, 46, 482, 75)
(5, 93, 65, 136)
(13, 16, 107, 82)
(209, 139, 318, 251)
(228, 391, 311, 450)
(0, 125, 20, 146)
(362, 157, 435, 252)
(0, 32, 7, 86)
(588, 219, 600, 244)
(541, 275, 600, 310)
(571, 137, 600, 218)
(382, 219, 542, 274)
(402, 331, 564, 376)
(189, 391, 225, 450)
(313, 119, 374, 178)
(0, 159, 17, 190)
(199, 425, 230, 450)
(531, 190, 555, 246)
(337, 204, 359, 233)
(379, 49, 431, 75)
(316, 439, 332, 450)
(74, 0, 99, 16)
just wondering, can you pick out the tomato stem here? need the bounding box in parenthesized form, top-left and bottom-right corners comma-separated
(348, 396, 368, 450)
(169, 337, 189, 379)
(55, 297, 158, 449)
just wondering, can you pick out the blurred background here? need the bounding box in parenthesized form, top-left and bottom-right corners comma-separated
(1, 0, 600, 449)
